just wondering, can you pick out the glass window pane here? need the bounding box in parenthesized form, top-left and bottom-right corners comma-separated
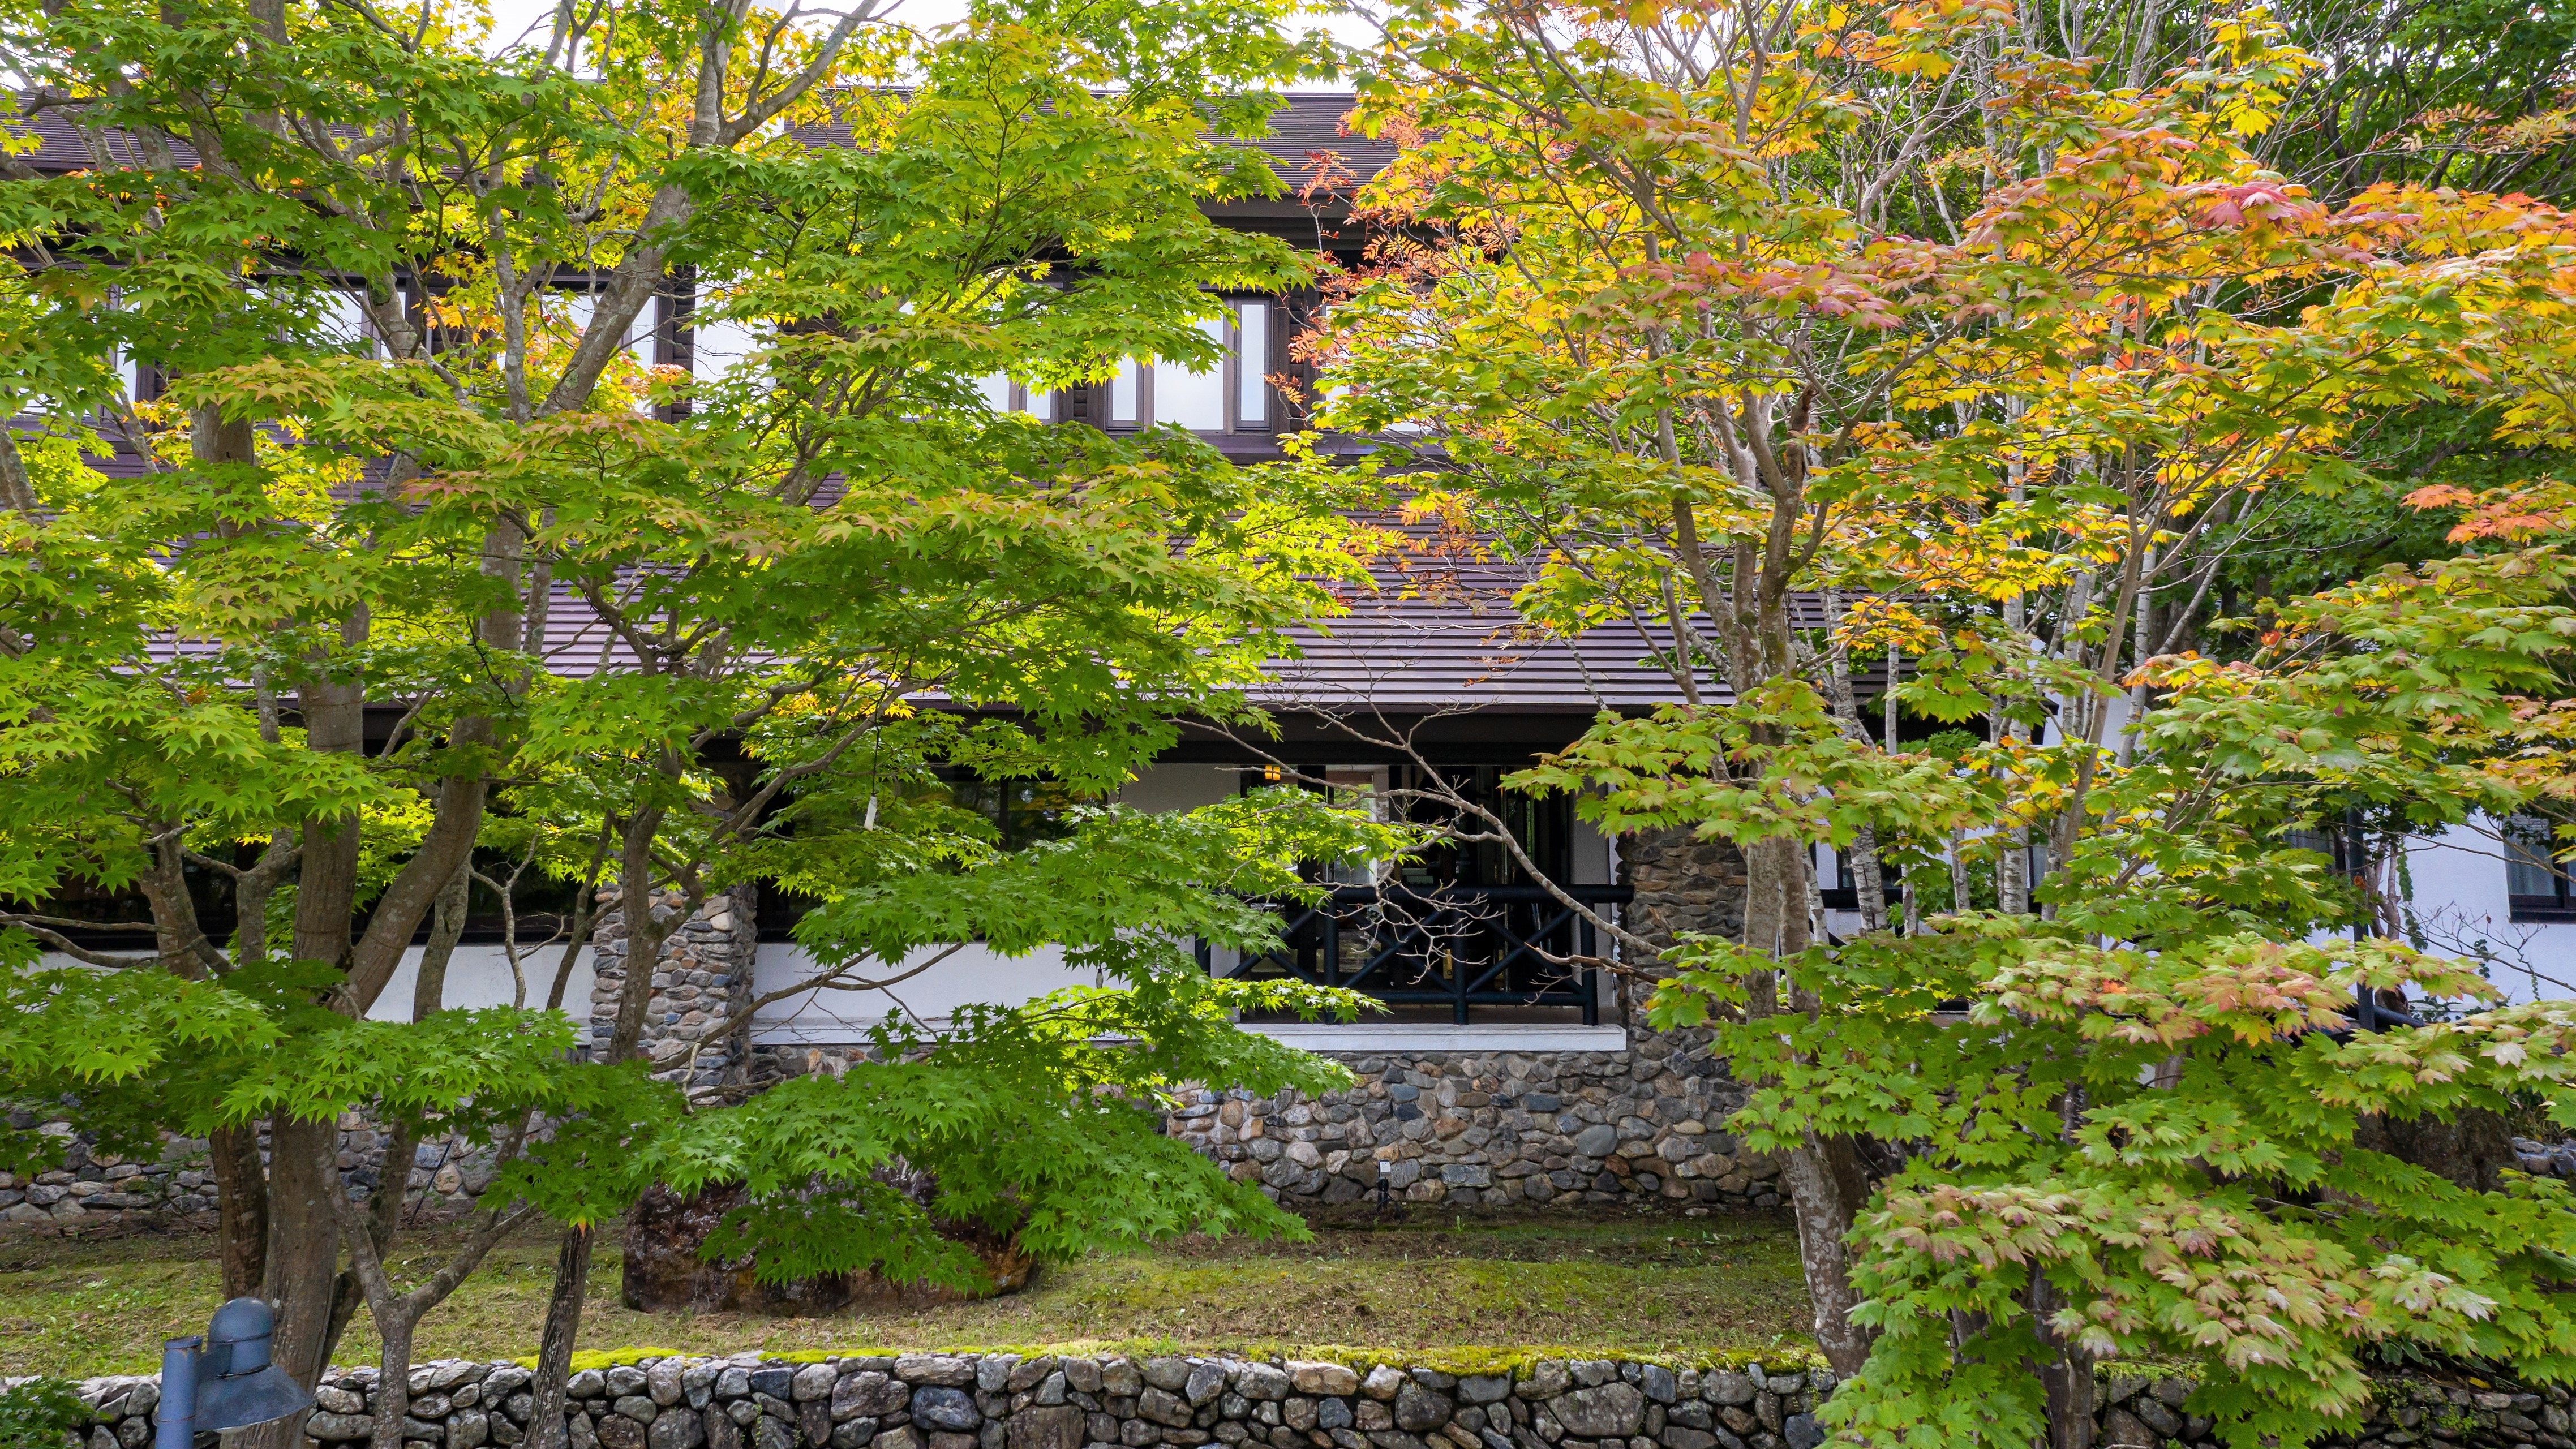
(692, 317, 763, 382)
(972, 372, 1013, 411)
(564, 293, 654, 365)
(1024, 385, 1052, 422)
(321, 291, 375, 356)
(2508, 816, 2561, 897)
(1109, 361, 1140, 424)
(1236, 301, 1268, 425)
(1152, 316, 1227, 431)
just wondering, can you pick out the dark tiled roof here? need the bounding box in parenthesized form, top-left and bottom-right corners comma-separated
(1261, 526, 1876, 716)
(1246, 92, 1394, 187)
(508, 536, 1716, 714)
(784, 92, 1389, 193)
(61, 424, 1839, 717)
(5, 100, 200, 172)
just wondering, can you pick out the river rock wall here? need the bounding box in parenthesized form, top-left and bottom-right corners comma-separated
(0, 1113, 502, 1233)
(1161, 1039, 1774, 1214)
(587, 884, 759, 1091)
(54, 1351, 2574, 1449)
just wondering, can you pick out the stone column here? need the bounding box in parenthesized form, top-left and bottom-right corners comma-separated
(586, 883, 759, 1091)
(1616, 825, 1747, 1029)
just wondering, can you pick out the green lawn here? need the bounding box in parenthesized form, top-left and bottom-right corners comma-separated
(0, 1210, 1814, 1378)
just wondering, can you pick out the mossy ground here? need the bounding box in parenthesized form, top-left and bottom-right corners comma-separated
(0, 1209, 1814, 1378)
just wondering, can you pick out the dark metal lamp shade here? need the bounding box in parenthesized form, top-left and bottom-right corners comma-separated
(157, 1297, 314, 1444)
(199, 1298, 314, 1431)
(196, 1364, 315, 1433)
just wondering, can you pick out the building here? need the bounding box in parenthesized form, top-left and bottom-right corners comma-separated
(11, 90, 2561, 1224)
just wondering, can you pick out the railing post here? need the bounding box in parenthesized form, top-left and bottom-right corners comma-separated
(1324, 891, 1341, 990)
(1452, 893, 1471, 1025)
(1578, 908, 1598, 1027)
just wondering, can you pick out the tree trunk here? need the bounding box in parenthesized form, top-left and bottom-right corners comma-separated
(2029, 1267, 2097, 1449)
(1823, 626, 1888, 932)
(0, 420, 38, 514)
(535, 820, 672, 1442)
(296, 708, 367, 971)
(211, 1124, 269, 1297)
(1777, 1129, 1874, 1378)
(417, 868, 469, 1018)
(243, 1112, 344, 1449)
(607, 810, 671, 1065)
(525, 1226, 594, 1449)
(364, 1317, 418, 1449)
(1738, 832, 1877, 1377)
(239, 613, 370, 1449)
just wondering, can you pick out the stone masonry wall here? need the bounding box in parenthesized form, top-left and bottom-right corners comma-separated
(0, 1113, 505, 1235)
(1162, 1038, 1776, 1213)
(11, 828, 1749, 1235)
(54, 1351, 2574, 1449)
(1162, 828, 1768, 1214)
(1618, 829, 1748, 957)
(587, 884, 759, 1091)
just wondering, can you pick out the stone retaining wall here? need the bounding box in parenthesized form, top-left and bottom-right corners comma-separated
(0, 1112, 501, 1233)
(1162, 1038, 1775, 1213)
(54, 1352, 2574, 1449)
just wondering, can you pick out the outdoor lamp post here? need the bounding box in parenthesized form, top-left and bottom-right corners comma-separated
(154, 1298, 315, 1449)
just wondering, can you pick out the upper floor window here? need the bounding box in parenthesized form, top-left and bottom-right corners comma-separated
(973, 372, 1054, 421)
(563, 291, 662, 368)
(1105, 299, 1273, 435)
(2506, 815, 2574, 922)
(941, 773, 1083, 851)
(319, 290, 379, 358)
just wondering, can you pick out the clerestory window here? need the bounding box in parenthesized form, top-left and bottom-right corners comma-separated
(1101, 299, 1275, 435)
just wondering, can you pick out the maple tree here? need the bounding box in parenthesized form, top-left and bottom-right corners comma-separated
(0, 0, 1392, 1442)
(1321, 0, 2576, 1441)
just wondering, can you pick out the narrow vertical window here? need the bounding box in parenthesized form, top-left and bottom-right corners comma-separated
(969, 376, 1053, 419)
(565, 293, 656, 367)
(1236, 300, 1269, 427)
(1109, 361, 1140, 424)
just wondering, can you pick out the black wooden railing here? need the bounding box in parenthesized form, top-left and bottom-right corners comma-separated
(1205, 884, 1632, 1025)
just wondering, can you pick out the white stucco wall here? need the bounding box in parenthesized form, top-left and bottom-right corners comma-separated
(34, 940, 595, 1021)
(2404, 821, 2576, 1004)
(747, 940, 1096, 1043)
(752, 762, 1242, 1041)
(364, 941, 596, 1020)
